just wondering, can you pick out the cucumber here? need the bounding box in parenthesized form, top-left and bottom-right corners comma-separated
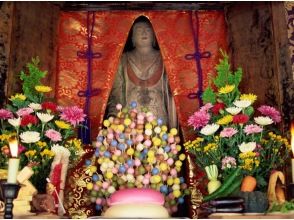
(218, 177, 242, 198)
(203, 167, 242, 202)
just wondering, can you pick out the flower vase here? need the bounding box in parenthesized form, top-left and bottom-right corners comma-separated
(30, 161, 52, 193)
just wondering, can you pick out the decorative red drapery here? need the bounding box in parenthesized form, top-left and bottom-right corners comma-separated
(56, 10, 227, 141)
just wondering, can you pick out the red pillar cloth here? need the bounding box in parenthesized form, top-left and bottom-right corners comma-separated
(56, 10, 227, 141)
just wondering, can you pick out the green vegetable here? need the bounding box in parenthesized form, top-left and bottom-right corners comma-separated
(236, 191, 268, 213)
(218, 177, 242, 198)
(203, 167, 242, 202)
(268, 200, 294, 213)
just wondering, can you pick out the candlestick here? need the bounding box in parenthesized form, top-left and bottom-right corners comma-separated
(0, 183, 21, 219)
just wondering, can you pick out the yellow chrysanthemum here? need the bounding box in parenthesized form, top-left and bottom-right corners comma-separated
(40, 149, 55, 158)
(25, 150, 36, 158)
(35, 85, 52, 93)
(66, 138, 82, 150)
(218, 85, 235, 94)
(36, 141, 47, 148)
(9, 93, 26, 101)
(55, 120, 71, 129)
(240, 93, 257, 103)
(204, 143, 217, 153)
(217, 115, 233, 125)
(0, 133, 15, 142)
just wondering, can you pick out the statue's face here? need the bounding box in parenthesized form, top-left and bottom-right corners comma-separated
(132, 22, 154, 48)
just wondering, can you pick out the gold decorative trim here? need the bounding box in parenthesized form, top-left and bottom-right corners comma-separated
(187, 153, 203, 219)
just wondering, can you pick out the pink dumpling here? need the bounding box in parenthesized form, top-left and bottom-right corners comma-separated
(107, 188, 164, 206)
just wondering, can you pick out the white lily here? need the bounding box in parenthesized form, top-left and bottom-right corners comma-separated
(225, 107, 242, 115)
(8, 118, 21, 127)
(200, 124, 220, 136)
(28, 103, 42, 110)
(233, 100, 251, 108)
(37, 112, 54, 123)
(20, 131, 40, 143)
(254, 116, 273, 126)
(238, 142, 256, 153)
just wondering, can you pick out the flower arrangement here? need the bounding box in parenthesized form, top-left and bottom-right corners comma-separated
(0, 57, 85, 192)
(184, 51, 291, 195)
(86, 102, 190, 215)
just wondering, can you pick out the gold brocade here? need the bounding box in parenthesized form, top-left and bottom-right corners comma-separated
(63, 146, 95, 218)
(187, 154, 203, 218)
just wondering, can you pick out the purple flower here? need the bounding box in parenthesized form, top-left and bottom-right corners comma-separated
(60, 106, 86, 127)
(0, 109, 13, 119)
(221, 156, 237, 170)
(244, 124, 263, 135)
(257, 105, 281, 123)
(220, 127, 238, 138)
(45, 129, 62, 142)
(188, 110, 210, 129)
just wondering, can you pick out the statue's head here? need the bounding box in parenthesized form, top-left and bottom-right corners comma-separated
(131, 16, 156, 48)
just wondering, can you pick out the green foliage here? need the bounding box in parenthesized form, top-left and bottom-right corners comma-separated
(268, 200, 294, 213)
(203, 49, 243, 103)
(202, 87, 216, 104)
(19, 57, 47, 102)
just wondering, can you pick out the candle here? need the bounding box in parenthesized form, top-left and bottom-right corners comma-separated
(291, 122, 294, 183)
(7, 137, 20, 184)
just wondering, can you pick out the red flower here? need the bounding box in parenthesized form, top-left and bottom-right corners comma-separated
(233, 114, 249, 124)
(21, 115, 38, 127)
(212, 102, 225, 115)
(42, 102, 57, 113)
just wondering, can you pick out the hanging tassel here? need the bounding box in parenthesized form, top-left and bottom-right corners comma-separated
(78, 115, 91, 144)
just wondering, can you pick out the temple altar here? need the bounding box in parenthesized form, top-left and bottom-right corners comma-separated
(0, 1, 293, 219)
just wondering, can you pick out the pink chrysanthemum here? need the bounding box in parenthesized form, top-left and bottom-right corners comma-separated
(221, 156, 237, 170)
(45, 129, 62, 142)
(200, 103, 213, 112)
(244, 124, 263, 135)
(0, 109, 13, 119)
(60, 106, 86, 127)
(257, 105, 281, 123)
(187, 110, 210, 129)
(16, 107, 33, 117)
(220, 127, 238, 138)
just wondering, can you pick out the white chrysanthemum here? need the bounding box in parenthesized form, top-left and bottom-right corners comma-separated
(200, 124, 220, 136)
(233, 100, 252, 108)
(36, 112, 54, 123)
(238, 142, 256, 153)
(254, 116, 273, 126)
(225, 107, 242, 115)
(8, 118, 21, 127)
(28, 103, 42, 110)
(20, 131, 40, 143)
(51, 144, 70, 157)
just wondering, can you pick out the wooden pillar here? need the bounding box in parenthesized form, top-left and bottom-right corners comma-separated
(6, 2, 60, 99)
(225, 2, 293, 132)
(0, 2, 13, 107)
